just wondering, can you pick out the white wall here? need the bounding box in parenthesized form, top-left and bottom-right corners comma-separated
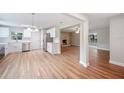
(110, 15, 124, 67)
(40, 29, 44, 49)
(0, 27, 24, 43)
(61, 32, 80, 47)
(89, 27, 110, 50)
(0, 26, 41, 50)
(0, 27, 9, 37)
(71, 32, 80, 46)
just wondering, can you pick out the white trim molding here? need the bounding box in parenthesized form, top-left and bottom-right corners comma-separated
(66, 14, 89, 68)
(110, 60, 124, 67)
(88, 45, 110, 51)
(88, 45, 97, 48)
(97, 47, 110, 51)
(80, 61, 89, 67)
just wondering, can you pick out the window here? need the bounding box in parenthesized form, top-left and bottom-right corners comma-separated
(17, 33, 23, 40)
(89, 33, 97, 46)
(11, 32, 23, 40)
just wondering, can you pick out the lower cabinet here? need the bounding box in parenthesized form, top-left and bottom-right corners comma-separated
(47, 42, 53, 54)
(0, 44, 8, 59)
(8, 42, 22, 53)
(22, 42, 31, 52)
(47, 42, 60, 54)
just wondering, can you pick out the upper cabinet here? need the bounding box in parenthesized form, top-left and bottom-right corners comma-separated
(23, 29, 31, 38)
(47, 27, 56, 37)
(0, 27, 9, 37)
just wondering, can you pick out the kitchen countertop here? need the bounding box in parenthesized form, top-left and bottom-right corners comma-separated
(0, 43, 8, 45)
(0, 41, 32, 45)
(21, 41, 32, 43)
(9, 41, 32, 43)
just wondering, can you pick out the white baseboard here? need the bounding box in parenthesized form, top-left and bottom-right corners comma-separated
(88, 45, 97, 48)
(79, 61, 89, 67)
(89, 45, 110, 51)
(97, 47, 110, 51)
(109, 60, 124, 67)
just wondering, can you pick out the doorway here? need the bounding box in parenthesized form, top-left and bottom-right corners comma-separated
(60, 24, 80, 61)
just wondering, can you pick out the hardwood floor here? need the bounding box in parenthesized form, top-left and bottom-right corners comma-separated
(0, 54, 4, 60)
(0, 46, 124, 79)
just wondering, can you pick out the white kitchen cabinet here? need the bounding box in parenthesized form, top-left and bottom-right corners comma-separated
(22, 42, 31, 52)
(47, 42, 53, 54)
(47, 27, 56, 37)
(47, 42, 60, 54)
(0, 43, 8, 56)
(52, 43, 59, 54)
(4, 44, 8, 56)
(8, 42, 22, 53)
(0, 27, 9, 37)
(50, 28, 56, 37)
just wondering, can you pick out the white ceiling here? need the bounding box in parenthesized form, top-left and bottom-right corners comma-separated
(0, 13, 122, 30)
(61, 13, 121, 32)
(84, 13, 121, 30)
(0, 13, 80, 29)
(61, 25, 80, 32)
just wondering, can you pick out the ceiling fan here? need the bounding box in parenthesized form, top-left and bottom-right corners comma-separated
(75, 27, 80, 34)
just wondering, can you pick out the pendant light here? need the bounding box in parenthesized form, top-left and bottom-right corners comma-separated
(27, 13, 39, 32)
(27, 27, 32, 31)
(34, 28, 39, 32)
